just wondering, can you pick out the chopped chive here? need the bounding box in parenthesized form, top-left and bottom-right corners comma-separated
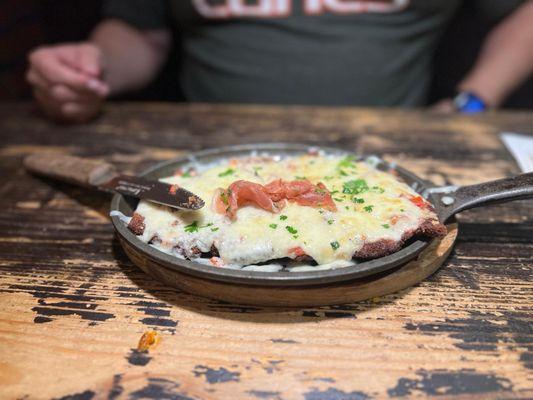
(338, 155, 357, 169)
(363, 205, 374, 213)
(400, 208, 405, 212)
(182, 170, 192, 178)
(333, 198, 344, 202)
(382, 224, 390, 229)
(352, 197, 365, 204)
(269, 223, 278, 229)
(295, 176, 307, 180)
(279, 215, 288, 221)
(343, 179, 369, 195)
(286, 226, 298, 235)
(293, 235, 299, 239)
(324, 176, 334, 180)
(330, 241, 340, 250)
(184, 221, 199, 233)
(211, 227, 219, 232)
(338, 169, 348, 177)
(218, 168, 235, 177)
(345, 206, 350, 210)
(327, 220, 334, 225)
(220, 191, 228, 205)
(330, 190, 339, 195)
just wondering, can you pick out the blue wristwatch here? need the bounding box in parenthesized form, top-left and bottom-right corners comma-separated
(453, 91, 488, 113)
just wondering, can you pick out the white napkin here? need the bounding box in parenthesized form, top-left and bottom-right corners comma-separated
(500, 132, 533, 173)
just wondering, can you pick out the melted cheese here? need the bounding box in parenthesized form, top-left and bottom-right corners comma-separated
(132, 155, 437, 268)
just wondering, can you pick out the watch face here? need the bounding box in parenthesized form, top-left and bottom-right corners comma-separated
(454, 92, 487, 113)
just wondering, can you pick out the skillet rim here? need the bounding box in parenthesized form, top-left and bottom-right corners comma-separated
(110, 143, 436, 286)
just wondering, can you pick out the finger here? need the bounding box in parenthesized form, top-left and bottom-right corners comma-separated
(26, 68, 51, 91)
(32, 53, 92, 92)
(86, 78, 110, 97)
(33, 88, 63, 119)
(57, 44, 101, 77)
(77, 45, 103, 77)
(49, 84, 99, 103)
(61, 101, 101, 123)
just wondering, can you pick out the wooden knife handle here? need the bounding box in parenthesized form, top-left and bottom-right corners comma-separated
(23, 154, 117, 187)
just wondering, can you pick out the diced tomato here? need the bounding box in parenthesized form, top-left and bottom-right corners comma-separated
(215, 179, 337, 219)
(288, 246, 306, 257)
(409, 195, 428, 209)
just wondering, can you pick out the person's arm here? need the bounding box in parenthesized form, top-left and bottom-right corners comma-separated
(433, 1, 533, 111)
(26, 19, 171, 122)
(90, 19, 171, 95)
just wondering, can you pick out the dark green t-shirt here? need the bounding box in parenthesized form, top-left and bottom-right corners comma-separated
(103, 0, 520, 107)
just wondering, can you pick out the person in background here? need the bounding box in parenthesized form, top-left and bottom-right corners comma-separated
(26, 0, 533, 123)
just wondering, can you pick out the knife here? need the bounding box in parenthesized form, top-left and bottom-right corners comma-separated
(23, 154, 204, 211)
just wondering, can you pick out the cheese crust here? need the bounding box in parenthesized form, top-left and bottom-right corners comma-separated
(127, 155, 446, 270)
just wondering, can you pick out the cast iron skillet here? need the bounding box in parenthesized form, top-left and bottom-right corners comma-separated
(110, 143, 533, 286)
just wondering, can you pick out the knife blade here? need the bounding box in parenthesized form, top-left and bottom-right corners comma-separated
(99, 174, 204, 210)
(23, 154, 205, 211)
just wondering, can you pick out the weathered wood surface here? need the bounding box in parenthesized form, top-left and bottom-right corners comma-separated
(0, 102, 531, 399)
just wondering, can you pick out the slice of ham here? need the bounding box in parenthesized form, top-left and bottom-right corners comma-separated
(214, 179, 336, 220)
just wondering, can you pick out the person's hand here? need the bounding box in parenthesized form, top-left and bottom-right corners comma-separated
(430, 99, 455, 114)
(26, 43, 110, 123)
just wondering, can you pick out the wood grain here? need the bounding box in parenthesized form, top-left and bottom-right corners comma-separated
(0, 102, 531, 400)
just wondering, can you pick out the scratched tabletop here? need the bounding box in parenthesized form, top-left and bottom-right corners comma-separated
(0, 102, 531, 400)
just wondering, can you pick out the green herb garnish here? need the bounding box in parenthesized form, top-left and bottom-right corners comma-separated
(371, 186, 385, 194)
(286, 226, 298, 235)
(338, 169, 349, 177)
(295, 176, 307, 180)
(333, 198, 344, 202)
(182, 170, 192, 178)
(220, 191, 228, 205)
(343, 179, 369, 195)
(327, 220, 334, 225)
(218, 168, 235, 177)
(330, 241, 340, 250)
(352, 197, 365, 204)
(184, 221, 199, 233)
(211, 227, 219, 232)
(185, 221, 216, 233)
(338, 155, 357, 169)
(279, 215, 288, 221)
(269, 224, 278, 229)
(382, 224, 390, 229)
(363, 205, 374, 213)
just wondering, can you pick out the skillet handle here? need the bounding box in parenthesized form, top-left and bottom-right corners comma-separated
(431, 173, 533, 222)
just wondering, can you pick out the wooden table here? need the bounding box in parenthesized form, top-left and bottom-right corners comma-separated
(0, 102, 531, 399)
